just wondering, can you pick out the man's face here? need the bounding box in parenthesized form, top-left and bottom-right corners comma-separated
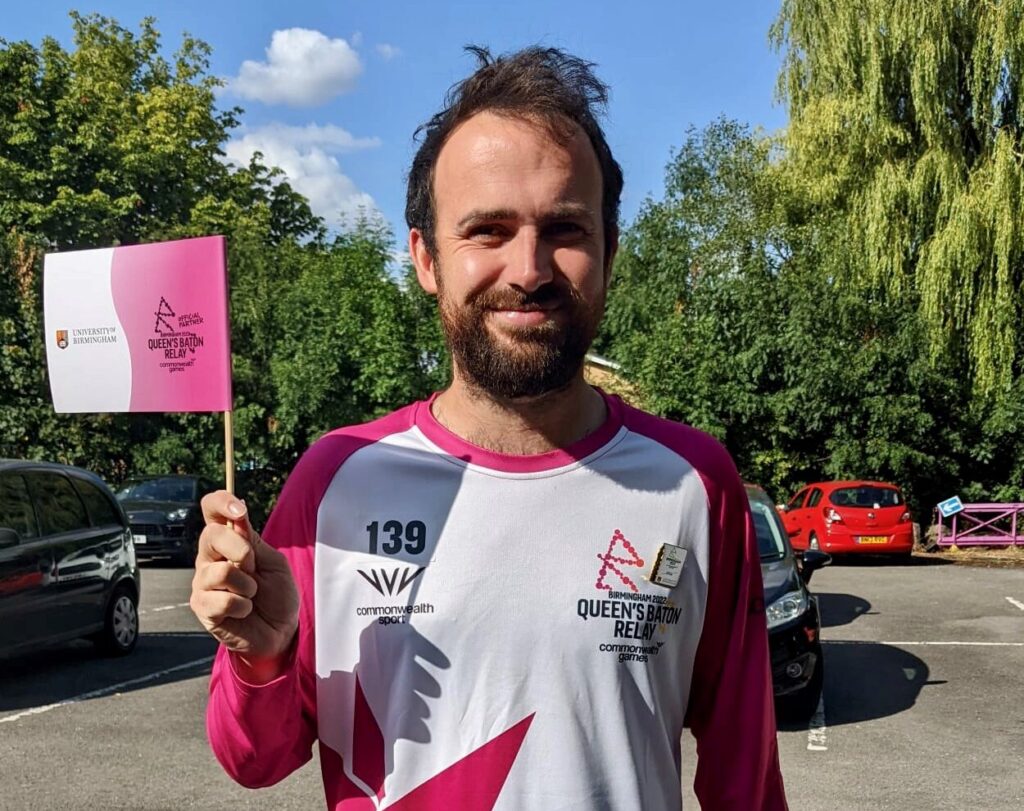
(411, 111, 615, 400)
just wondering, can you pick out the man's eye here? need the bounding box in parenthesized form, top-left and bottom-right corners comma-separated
(546, 222, 586, 239)
(468, 225, 506, 241)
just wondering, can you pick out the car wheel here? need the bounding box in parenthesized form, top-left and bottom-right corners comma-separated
(95, 584, 139, 656)
(808, 532, 820, 551)
(777, 647, 824, 723)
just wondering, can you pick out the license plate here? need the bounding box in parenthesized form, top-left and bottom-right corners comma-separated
(857, 535, 888, 544)
(133, 534, 147, 545)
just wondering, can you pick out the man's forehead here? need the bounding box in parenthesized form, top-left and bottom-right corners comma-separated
(443, 111, 578, 154)
(433, 112, 601, 215)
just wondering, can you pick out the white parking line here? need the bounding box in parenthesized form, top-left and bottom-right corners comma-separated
(807, 695, 827, 751)
(0, 655, 215, 725)
(1006, 597, 1024, 612)
(830, 640, 1024, 647)
(139, 602, 191, 616)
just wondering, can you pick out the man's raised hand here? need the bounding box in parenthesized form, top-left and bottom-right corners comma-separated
(190, 492, 299, 682)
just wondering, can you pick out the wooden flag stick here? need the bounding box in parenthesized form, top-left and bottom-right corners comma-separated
(224, 410, 235, 495)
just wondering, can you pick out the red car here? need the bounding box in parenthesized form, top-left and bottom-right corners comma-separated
(780, 480, 913, 556)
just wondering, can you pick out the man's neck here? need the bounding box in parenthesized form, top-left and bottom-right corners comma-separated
(431, 374, 607, 455)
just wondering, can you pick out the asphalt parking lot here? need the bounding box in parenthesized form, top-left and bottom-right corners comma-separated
(2, 558, 1023, 810)
(687, 557, 1024, 810)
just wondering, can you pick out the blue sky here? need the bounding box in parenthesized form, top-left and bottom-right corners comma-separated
(5, 2, 788, 244)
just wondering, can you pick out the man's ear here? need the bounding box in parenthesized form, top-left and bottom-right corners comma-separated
(603, 226, 619, 287)
(410, 229, 438, 295)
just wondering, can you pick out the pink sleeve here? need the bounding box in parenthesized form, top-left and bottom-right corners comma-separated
(205, 430, 380, 788)
(620, 404, 787, 808)
(684, 435, 788, 809)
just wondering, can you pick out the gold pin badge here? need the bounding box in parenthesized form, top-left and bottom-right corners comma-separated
(649, 543, 687, 588)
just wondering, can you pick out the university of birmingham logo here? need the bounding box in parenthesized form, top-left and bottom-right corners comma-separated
(56, 330, 69, 349)
(358, 567, 425, 597)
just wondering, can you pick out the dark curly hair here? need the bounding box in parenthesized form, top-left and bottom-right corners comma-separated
(405, 46, 623, 259)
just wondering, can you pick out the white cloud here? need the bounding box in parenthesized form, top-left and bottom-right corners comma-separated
(245, 122, 381, 152)
(229, 29, 362, 107)
(351, 31, 364, 48)
(375, 43, 401, 61)
(225, 123, 379, 224)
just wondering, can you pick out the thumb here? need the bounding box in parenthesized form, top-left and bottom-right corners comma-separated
(228, 501, 258, 575)
(227, 500, 254, 540)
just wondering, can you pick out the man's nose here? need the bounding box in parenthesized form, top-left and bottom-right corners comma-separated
(506, 229, 554, 292)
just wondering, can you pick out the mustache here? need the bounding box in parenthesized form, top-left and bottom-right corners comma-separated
(470, 284, 576, 311)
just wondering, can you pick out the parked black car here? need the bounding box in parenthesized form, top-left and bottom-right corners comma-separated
(0, 460, 141, 657)
(746, 483, 830, 721)
(115, 475, 217, 565)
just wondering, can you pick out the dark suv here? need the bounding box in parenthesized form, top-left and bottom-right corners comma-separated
(115, 475, 216, 565)
(0, 460, 141, 657)
(747, 483, 831, 721)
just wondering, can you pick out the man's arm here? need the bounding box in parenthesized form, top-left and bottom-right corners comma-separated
(198, 457, 322, 788)
(686, 452, 788, 810)
(199, 429, 385, 788)
(205, 536, 318, 788)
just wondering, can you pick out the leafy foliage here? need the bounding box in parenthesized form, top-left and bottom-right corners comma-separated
(4, 10, 1022, 531)
(602, 118, 1023, 519)
(0, 16, 443, 522)
(771, 0, 1024, 393)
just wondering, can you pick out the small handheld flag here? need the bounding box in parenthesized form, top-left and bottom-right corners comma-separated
(43, 236, 236, 491)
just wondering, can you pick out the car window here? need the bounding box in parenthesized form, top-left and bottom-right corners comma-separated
(116, 477, 196, 502)
(27, 472, 89, 536)
(73, 478, 123, 528)
(748, 497, 788, 559)
(787, 488, 807, 509)
(0, 473, 39, 540)
(807, 488, 823, 508)
(829, 486, 903, 508)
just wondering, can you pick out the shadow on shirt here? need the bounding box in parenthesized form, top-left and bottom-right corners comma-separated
(316, 621, 450, 800)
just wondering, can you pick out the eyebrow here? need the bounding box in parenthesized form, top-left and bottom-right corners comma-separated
(456, 208, 517, 230)
(455, 202, 597, 231)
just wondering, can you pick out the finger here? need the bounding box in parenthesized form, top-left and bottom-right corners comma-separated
(201, 491, 250, 531)
(191, 589, 253, 623)
(192, 560, 258, 599)
(231, 501, 255, 541)
(198, 523, 256, 573)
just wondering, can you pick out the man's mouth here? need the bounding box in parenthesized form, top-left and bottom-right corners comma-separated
(489, 307, 561, 325)
(487, 303, 560, 325)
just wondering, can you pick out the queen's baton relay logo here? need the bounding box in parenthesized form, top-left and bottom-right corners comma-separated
(147, 296, 206, 375)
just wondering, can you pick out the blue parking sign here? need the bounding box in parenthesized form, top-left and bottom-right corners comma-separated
(938, 496, 964, 518)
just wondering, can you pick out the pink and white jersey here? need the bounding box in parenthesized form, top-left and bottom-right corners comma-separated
(207, 393, 787, 810)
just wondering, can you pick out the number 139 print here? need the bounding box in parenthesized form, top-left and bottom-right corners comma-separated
(366, 520, 428, 555)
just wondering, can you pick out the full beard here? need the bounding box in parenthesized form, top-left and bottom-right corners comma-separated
(437, 278, 603, 400)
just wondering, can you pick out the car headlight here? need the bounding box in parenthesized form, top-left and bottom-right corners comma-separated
(166, 508, 190, 522)
(766, 588, 809, 629)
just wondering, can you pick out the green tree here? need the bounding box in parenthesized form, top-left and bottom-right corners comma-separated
(0, 14, 318, 490)
(0, 15, 442, 522)
(771, 0, 1024, 394)
(271, 218, 440, 453)
(602, 119, 975, 518)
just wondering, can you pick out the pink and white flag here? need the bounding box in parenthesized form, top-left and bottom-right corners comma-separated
(43, 236, 232, 413)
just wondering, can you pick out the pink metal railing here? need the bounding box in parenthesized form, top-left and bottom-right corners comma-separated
(936, 503, 1024, 547)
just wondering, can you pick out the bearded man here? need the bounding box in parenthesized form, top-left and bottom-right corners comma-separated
(192, 46, 788, 810)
